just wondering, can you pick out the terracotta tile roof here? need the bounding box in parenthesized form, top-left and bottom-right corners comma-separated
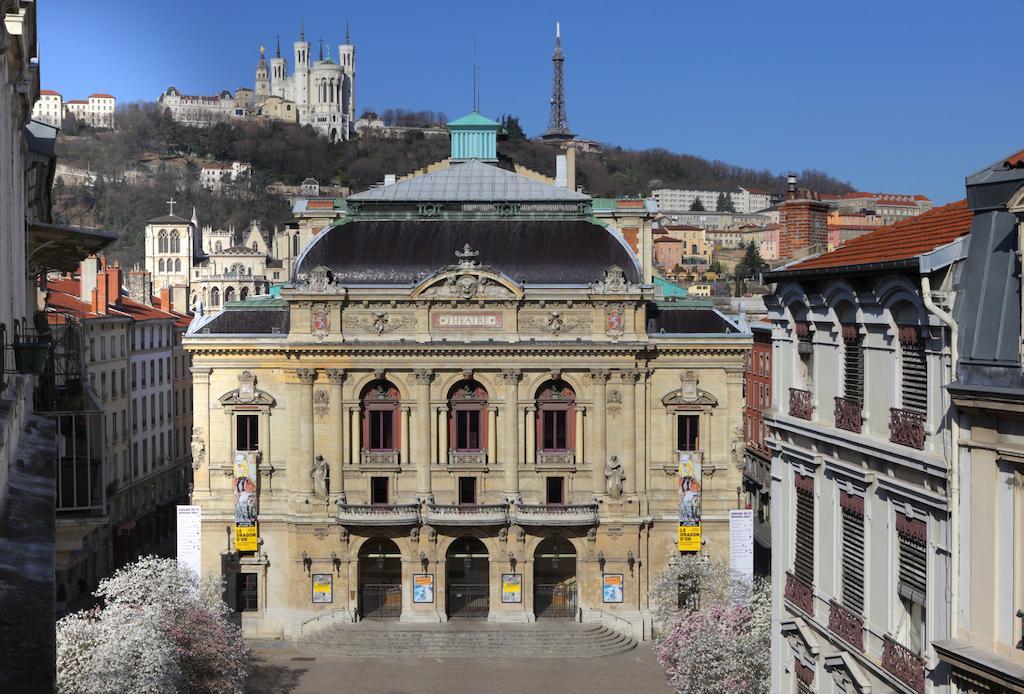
(913, 194, 932, 201)
(39, 89, 61, 96)
(89, 93, 115, 99)
(46, 278, 179, 322)
(66, 99, 87, 105)
(1002, 149, 1024, 168)
(784, 199, 972, 273)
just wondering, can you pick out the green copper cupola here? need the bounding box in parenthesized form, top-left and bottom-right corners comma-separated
(447, 111, 502, 161)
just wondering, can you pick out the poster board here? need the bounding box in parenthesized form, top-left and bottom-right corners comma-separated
(729, 509, 754, 585)
(501, 573, 523, 603)
(602, 573, 624, 603)
(677, 451, 702, 552)
(413, 574, 434, 603)
(312, 574, 333, 603)
(176, 505, 201, 579)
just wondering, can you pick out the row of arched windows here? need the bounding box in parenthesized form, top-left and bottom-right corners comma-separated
(158, 258, 182, 273)
(202, 286, 254, 308)
(358, 378, 576, 454)
(157, 229, 181, 254)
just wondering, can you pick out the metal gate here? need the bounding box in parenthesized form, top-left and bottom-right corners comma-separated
(447, 583, 489, 619)
(535, 583, 577, 618)
(361, 583, 402, 619)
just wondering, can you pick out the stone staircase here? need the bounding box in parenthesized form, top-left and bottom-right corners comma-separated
(302, 621, 638, 658)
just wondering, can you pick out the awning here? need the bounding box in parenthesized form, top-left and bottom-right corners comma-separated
(29, 222, 117, 273)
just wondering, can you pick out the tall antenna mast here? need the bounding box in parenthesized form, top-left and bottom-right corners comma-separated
(542, 21, 574, 144)
(472, 38, 479, 112)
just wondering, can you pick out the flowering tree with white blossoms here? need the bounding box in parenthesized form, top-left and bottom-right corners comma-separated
(56, 556, 248, 694)
(653, 554, 770, 694)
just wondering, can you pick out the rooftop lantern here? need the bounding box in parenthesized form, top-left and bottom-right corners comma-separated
(446, 112, 502, 162)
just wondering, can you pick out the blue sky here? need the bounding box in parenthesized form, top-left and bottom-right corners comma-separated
(40, 0, 1024, 202)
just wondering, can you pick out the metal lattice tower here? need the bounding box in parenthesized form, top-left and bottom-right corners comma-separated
(542, 22, 574, 144)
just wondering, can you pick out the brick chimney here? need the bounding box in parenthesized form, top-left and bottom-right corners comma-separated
(105, 264, 122, 307)
(94, 271, 108, 315)
(126, 270, 153, 306)
(159, 287, 171, 312)
(778, 174, 830, 260)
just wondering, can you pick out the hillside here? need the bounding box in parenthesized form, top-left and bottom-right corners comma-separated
(53, 102, 855, 267)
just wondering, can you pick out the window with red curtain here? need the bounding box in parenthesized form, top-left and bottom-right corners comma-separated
(361, 380, 400, 451)
(536, 381, 576, 452)
(448, 381, 487, 452)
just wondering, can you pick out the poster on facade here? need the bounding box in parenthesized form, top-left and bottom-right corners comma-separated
(677, 451, 702, 552)
(312, 574, 333, 603)
(413, 574, 434, 603)
(729, 509, 754, 586)
(501, 573, 523, 603)
(602, 573, 624, 603)
(233, 451, 258, 552)
(176, 505, 201, 579)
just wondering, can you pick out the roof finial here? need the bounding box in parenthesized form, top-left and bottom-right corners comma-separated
(275, 33, 281, 58)
(345, 18, 351, 45)
(300, 17, 305, 41)
(166, 197, 176, 216)
(318, 38, 323, 61)
(191, 205, 198, 226)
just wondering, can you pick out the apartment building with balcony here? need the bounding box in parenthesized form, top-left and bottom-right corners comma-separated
(764, 200, 974, 693)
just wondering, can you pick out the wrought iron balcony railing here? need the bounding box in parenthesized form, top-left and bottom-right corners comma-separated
(336, 503, 420, 526)
(834, 397, 863, 434)
(784, 570, 814, 616)
(881, 634, 926, 694)
(789, 388, 813, 420)
(510, 502, 599, 527)
(423, 503, 508, 526)
(828, 600, 864, 652)
(889, 408, 925, 450)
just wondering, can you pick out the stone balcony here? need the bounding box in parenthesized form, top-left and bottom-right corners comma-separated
(535, 450, 576, 468)
(447, 450, 487, 466)
(359, 450, 401, 470)
(510, 502, 599, 527)
(423, 503, 508, 526)
(336, 503, 420, 526)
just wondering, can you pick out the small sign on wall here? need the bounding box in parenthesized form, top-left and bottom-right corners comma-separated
(413, 574, 434, 603)
(501, 574, 522, 603)
(602, 573, 624, 603)
(312, 574, 333, 603)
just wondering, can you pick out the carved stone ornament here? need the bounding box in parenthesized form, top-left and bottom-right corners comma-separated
(313, 388, 330, 417)
(326, 368, 347, 385)
(350, 311, 415, 336)
(680, 371, 699, 401)
(456, 243, 481, 267)
(409, 526, 420, 543)
(413, 369, 435, 384)
(498, 527, 509, 544)
(605, 304, 626, 337)
(237, 371, 257, 403)
(296, 368, 318, 385)
(605, 456, 625, 499)
(591, 265, 639, 294)
(501, 368, 523, 383)
(339, 526, 350, 544)
(190, 429, 205, 470)
(219, 372, 276, 407)
(607, 389, 622, 405)
(300, 265, 345, 294)
(311, 303, 330, 338)
(587, 527, 598, 544)
(520, 310, 588, 336)
(313, 527, 329, 540)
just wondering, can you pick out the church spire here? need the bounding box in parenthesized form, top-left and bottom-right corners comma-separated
(345, 19, 351, 45)
(275, 33, 280, 58)
(318, 38, 323, 61)
(300, 17, 305, 42)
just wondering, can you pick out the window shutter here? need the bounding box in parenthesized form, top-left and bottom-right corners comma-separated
(840, 491, 865, 614)
(896, 513, 927, 606)
(794, 474, 815, 585)
(842, 327, 864, 401)
(899, 329, 927, 414)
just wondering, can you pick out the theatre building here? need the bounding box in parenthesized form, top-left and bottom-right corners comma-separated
(184, 114, 750, 639)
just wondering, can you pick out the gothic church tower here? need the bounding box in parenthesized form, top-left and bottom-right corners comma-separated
(254, 46, 270, 107)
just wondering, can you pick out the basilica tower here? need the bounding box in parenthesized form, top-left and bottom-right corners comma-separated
(293, 20, 310, 112)
(254, 46, 270, 107)
(269, 34, 286, 99)
(338, 19, 356, 120)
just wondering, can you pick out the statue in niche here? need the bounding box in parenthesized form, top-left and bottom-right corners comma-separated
(605, 455, 625, 499)
(311, 454, 329, 499)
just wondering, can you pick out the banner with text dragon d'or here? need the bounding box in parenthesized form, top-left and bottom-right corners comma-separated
(233, 451, 259, 552)
(677, 451, 702, 552)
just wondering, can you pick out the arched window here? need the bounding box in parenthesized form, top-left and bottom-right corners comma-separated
(224, 287, 236, 303)
(252, 241, 258, 252)
(448, 380, 487, 452)
(158, 229, 168, 253)
(170, 230, 180, 253)
(210, 287, 220, 306)
(536, 380, 576, 453)
(158, 259, 165, 272)
(240, 287, 249, 300)
(174, 258, 181, 272)
(361, 380, 400, 452)
(215, 241, 223, 252)
(292, 234, 299, 257)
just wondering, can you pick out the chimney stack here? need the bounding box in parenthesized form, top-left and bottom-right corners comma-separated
(159, 287, 171, 313)
(95, 271, 108, 315)
(80, 255, 101, 303)
(170, 285, 190, 315)
(127, 270, 154, 306)
(778, 175, 830, 260)
(105, 264, 121, 306)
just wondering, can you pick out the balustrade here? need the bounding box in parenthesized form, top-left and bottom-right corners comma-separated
(336, 503, 419, 526)
(510, 502, 598, 527)
(827, 600, 864, 651)
(423, 503, 508, 526)
(834, 397, 863, 433)
(881, 635, 926, 694)
(889, 408, 925, 449)
(784, 570, 814, 616)
(789, 388, 813, 420)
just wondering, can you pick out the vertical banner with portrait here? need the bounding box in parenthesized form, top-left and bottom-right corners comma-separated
(413, 574, 434, 603)
(233, 451, 259, 551)
(501, 574, 523, 603)
(602, 573, 624, 603)
(677, 451, 702, 552)
(312, 574, 333, 603)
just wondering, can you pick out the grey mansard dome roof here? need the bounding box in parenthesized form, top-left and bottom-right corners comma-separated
(294, 218, 641, 286)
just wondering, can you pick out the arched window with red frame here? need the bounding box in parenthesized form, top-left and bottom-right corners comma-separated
(448, 380, 487, 452)
(536, 380, 576, 453)
(361, 380, 400, 452)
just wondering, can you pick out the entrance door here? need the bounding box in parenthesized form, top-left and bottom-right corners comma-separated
(358, 538, 402, 619)
(446, 537, 489, 619)
(534, 537, 577, 618)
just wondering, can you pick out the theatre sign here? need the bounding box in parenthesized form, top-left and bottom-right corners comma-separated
(431, 311, 504, 330)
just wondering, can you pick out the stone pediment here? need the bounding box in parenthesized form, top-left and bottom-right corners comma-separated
(662, 370, 718, 407)
(218, 370, 276, 407)
(411, 245, 522, 300)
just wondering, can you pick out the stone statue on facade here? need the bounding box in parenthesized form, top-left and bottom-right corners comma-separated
(311, 454, 329, 499)
(605, 456, 625, 499)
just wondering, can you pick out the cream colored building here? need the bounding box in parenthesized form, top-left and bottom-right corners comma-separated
(31, 88, 62, 126)
(184, 116, 750, 640)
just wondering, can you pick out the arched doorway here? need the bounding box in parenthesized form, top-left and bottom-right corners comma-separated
(534, 538, 577, 618)
(446, 537, 489, 619)
(358, 538, 402, 619)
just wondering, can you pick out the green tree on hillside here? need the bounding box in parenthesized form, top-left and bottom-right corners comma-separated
(690, 198, 706, 211)
(500, 115, 526, 141)
(716, 192, 736, 212)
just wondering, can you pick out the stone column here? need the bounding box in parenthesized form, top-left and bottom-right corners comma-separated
(589, 369, 610, 495)
(487, 406, 497, 466)
(620, 369, 639, 496)
(295, 368, 318, 494)
(575, 406, 585, 466)
(413, 369, 434, 497)
(501, 369, 522, 497)
(401, 406, 411, 466)
(326, 369, 346, 496)
(525, 405, 536, 465)
(191, 367, 212, 494)
(438, 405, 448, 465)
(637, 371, 650, 494)
(349, 406, 360, 465)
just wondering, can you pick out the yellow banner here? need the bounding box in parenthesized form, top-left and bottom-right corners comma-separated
(235, 524, 258, 552)
(678, 524, 701, 552)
